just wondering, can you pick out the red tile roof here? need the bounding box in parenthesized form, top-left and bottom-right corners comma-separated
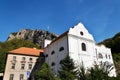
(8, 47, 43, 56)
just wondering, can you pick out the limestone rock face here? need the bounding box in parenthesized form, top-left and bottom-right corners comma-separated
(7, 29, 58, 46)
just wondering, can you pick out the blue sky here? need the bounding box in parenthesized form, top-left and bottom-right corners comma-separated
(0, 0, 120, 43)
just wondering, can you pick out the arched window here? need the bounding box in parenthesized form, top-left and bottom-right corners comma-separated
(51, 51, 55, 55)
(98, 53, 103, 59)
(81, 43, 86, 51)
(46, 54, 48, 57)
(51, 62, 55, 66)
(59, 47, 64, 51)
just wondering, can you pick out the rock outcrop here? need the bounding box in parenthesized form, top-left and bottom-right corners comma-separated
(7, 29, 58, 47)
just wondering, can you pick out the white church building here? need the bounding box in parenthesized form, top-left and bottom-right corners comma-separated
(44, 22, 116, 77)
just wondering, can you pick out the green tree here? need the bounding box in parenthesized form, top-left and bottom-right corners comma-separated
(78, 63, 88, 80)
(88, 62, 114, 80)
(58, 55, 77, 80)
(77, 62, 115, 80)
(35, 63, 57, 80)
(88, 64, 108, 80)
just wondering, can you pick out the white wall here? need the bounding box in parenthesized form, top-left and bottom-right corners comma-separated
(44, 39, 52, 48)
(44, 35, 68, 75)
(68, 35, 95, 69)
(67, 22, 95, 69)
(95, 45, 116, 77)
(44, 22, 116, 77)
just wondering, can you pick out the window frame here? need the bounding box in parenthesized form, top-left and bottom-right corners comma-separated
(19, 74, 24, 80)
(59, 47, 64, 52)
(22, 57, 25, 61)
(13, 56, 16, 61)
(46, 54, 48, 57)
(51, 62, 55, 66)
(11, 63, 15, 69)
(105, 54, 108, 59)
(29, 58, 32, 62)
(9, 74, 14, 80)
(80, 31, 84, 36)
(51, 51, 55, 55)
(81, 43, 86, 51)
(21, 64, 25, 70)
(108, 55, 111, 59)
(28, 64, 32, 70)
(98, 53, 103, 59)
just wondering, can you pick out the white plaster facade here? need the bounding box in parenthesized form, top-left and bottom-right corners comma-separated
(44, 22, 116, 77)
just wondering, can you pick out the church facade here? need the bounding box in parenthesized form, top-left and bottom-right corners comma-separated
(44, 22, 116, 77)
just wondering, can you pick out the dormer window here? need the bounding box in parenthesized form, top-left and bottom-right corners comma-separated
(80, 31, 84, 36)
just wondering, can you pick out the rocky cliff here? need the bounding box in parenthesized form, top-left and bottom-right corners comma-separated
(7, 29, 58, 47)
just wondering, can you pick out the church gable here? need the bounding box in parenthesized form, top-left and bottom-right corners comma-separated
(68, 22, 94, 41)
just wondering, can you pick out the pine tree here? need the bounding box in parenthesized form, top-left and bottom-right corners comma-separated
(58, 55, 77, 80)
(78, 64, 88, 80)
(88, 62, 114, 80)
(77, 62, 114, 80)
(35, 63, 56, 80)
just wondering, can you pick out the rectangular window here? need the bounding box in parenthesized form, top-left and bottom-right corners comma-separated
(13, 56, 16, 61)
(105, 54, 107, 59)
(29, 58, 33, 62)
(28, 64, 32, 69)
(11, 63, 15, 69)
(9, 74, 14, 80)
(21, 64, 25, 70)
(19, 74, 24, 80)
(109, 55, 111, 59)
(22, 57, 25, 61)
